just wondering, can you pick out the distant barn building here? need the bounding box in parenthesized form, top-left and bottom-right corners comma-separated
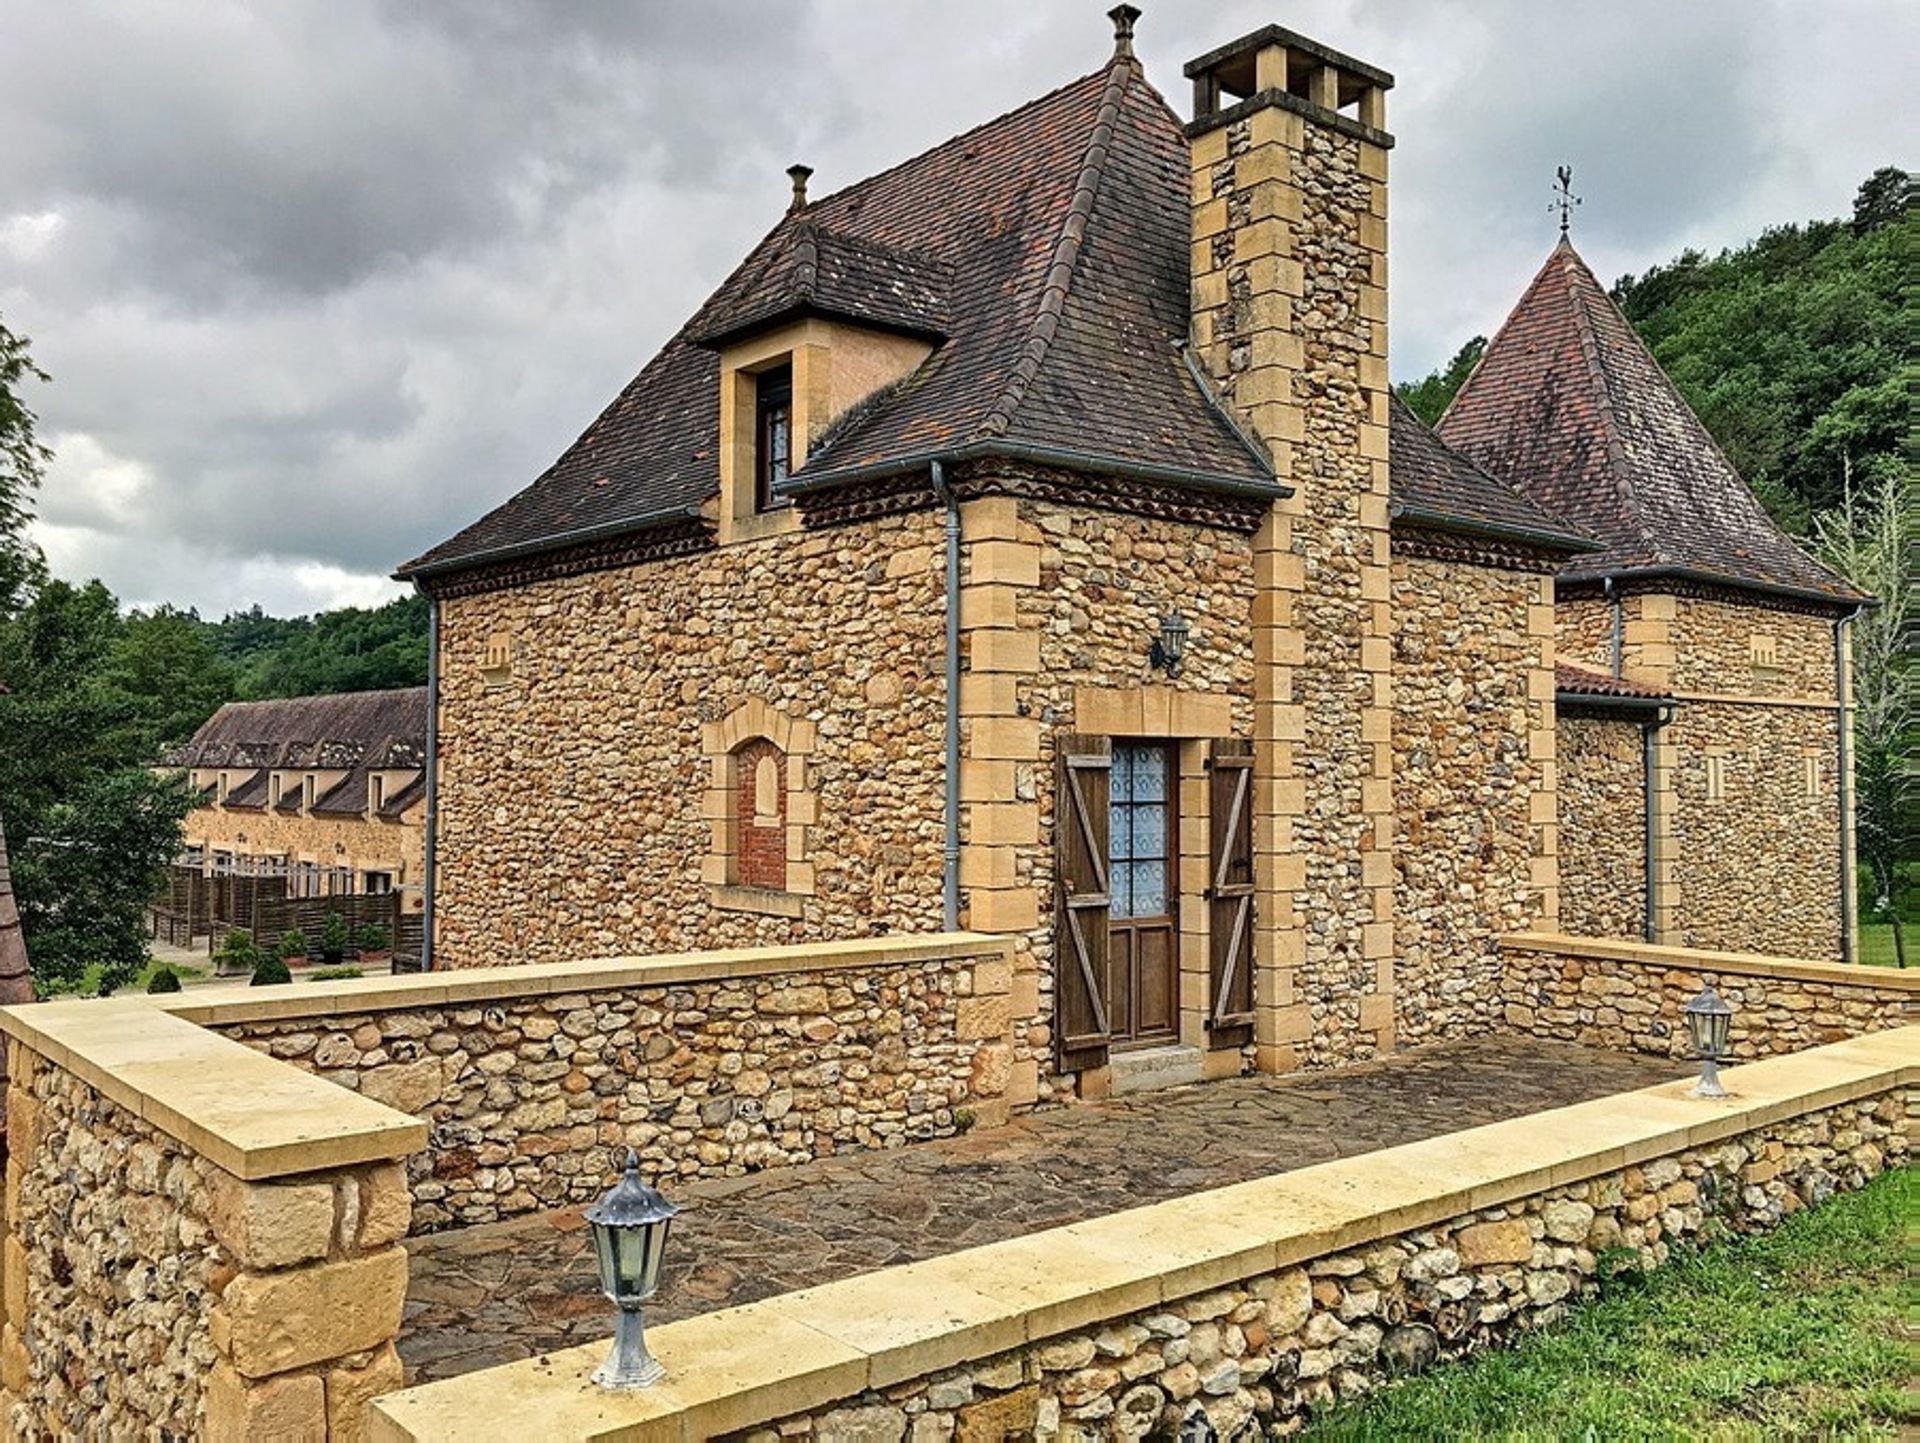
(164, 687, 428, 909)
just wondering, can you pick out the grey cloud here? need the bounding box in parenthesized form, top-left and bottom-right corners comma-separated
(1, 0, 1912, 616)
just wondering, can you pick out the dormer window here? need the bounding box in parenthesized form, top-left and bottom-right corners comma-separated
(755, 364, 793, 512)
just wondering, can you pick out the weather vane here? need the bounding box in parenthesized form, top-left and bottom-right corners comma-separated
(1551, 165, 1582, 236)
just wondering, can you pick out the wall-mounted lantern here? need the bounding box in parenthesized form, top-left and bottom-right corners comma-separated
(586, 1150, 678, 1389)
(1683, 983, 1733, 1098)
(1149, 611, 1191, 679)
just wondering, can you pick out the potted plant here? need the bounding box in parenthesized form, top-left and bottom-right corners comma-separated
(277, 928, 309, 967)
(319, 912, 351, 967)
(355, 921, 392, 964)
(251, 954, 293, 987)
(212, 928, 260, 978)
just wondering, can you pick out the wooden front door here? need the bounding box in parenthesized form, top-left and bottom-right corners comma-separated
(1107, 742, 1177, 1047)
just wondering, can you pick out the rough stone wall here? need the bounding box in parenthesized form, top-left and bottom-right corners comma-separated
(185, 802, 424, 894)
(1502, 947, 1911, 1060)
(743, 1092, 1908, 1441)
(1557, 715, 1648, 939)
(2, 1044, 413, 1441)
(1668, 700, 1842, 959)
(434, 511, 947, 966)
(1654, 595, 1843, 958)
(4, 1054, 221, 1439)
(960, 495, 1256, 1104)
(1391, 556, 1554, 1044)
(1667, 597, 1836, 699)
(1555, 596, 1615, 674)
(213, 953, 1007, 1232)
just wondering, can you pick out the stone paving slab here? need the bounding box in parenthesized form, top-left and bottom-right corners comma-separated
(399, 1037, 1682, 1382)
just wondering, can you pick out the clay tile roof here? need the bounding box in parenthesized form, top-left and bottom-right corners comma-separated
(163, 688, 428, 771)
(691, 223, 953, 348)
(1437, 239, 1863, 606)
(399, 55, 1283, 581)
(1387, 392, 1592, 551)
(1554, 660, 1670, 701)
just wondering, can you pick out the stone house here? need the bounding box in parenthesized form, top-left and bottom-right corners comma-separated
(396, 12, 1860, 1103)
(1437, 241, 1866, 961)
(166, 688, 428, 909)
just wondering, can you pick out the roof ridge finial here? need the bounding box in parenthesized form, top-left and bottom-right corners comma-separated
(1551, 163, 1582, 238)
(1108, 4, 1141, 61)
(787, 163, 813, 214)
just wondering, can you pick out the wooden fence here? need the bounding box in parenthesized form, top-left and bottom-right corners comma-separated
(149, 864, 424, 966)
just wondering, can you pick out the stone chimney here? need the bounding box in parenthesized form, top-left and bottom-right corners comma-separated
(1184, 29, 1397, 1071)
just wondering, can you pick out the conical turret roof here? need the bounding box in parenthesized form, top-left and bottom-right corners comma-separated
(1438, 238, 1861, 604)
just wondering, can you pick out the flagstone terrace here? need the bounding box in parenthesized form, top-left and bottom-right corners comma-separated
(398, 1035, 1682, 1383)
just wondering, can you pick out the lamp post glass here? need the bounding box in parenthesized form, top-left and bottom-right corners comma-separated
(1684, 983, 1733, 1098)
(586, 1150, 678, 1389)
(1150, 611, 1191, 677)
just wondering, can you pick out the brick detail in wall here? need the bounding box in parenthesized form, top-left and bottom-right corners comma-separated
(733, 739, 788, 890)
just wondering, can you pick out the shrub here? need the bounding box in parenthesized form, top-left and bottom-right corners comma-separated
(309, 965, 364, 982)
(251, 954, 293, 987)
(355, 922, 392, 955)
(145, 966, 183, 994)
(320, 912, 351, 960)
(212, 928, 260, 976)
(277, 928, 309, 961)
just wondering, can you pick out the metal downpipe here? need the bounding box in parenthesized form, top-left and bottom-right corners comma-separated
(930, 460, 962, 932)
(421, 592, 441, 971)
(1641, 703, 1673, 944)
(1834, 608, 1859, 964)
(1605, 576, 1623, 678)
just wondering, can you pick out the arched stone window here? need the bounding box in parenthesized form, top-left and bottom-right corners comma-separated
(734, 738, 787, 890)
(701, 697, 818, 915)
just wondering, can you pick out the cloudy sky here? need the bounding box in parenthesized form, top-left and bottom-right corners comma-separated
(1, 1, 1911, 617)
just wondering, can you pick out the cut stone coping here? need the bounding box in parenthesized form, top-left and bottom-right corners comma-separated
(367, 1027, 1919, 1443)
(0, 998, 427, 1181)
(146, 931, 1012, 1026)
(1503, 931, 1920, 992)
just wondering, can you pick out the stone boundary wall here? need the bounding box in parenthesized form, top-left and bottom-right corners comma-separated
(1500, 933, 1915, 1061)
(366, 1029, 1916, 1442)
(165, 933, 1014, 1232)
(0, 1001, 426, 1442)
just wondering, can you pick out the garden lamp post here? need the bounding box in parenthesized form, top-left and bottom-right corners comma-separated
(1683, 983, 1733, 1098)
(585, 1150, 678, 1389)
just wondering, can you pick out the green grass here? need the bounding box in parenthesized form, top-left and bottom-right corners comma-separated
(1856, 923, 1908, 968)
(1307, 1166, 1917, 1442)
(41, 958, 209, 997)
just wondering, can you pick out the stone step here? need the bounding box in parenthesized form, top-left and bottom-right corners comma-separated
(1109, 1044, 1206, 1096)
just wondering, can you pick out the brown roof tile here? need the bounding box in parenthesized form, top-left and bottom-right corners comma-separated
(400, 45, 1617, 585)
(1554, 661, 1670, 701)
(165, 688, 427, 771)
(1437, 239, 1862, 605)
(1387, 392, 1592, 549)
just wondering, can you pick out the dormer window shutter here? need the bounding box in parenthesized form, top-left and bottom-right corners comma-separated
(1054, 734, 1112, 1073)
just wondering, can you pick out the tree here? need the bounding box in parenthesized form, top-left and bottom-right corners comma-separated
(0, 315, 50, 617)
(1612, 172, 1913, 526)
(1396, 336, 1486, 426)
(1810, 467, 1914, 965)
(1851, 165, 1913, 235)
(105, 606, 236, 756)
(11, 769, 197, 994)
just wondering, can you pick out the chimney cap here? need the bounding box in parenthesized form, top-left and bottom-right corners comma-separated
(787, 164, 814, 213)
(1108, 4, 1141, 59)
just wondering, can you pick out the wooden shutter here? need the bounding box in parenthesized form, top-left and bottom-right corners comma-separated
(1207, 738, 1255, 1045)
(1054, 734, 1112, 1073)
